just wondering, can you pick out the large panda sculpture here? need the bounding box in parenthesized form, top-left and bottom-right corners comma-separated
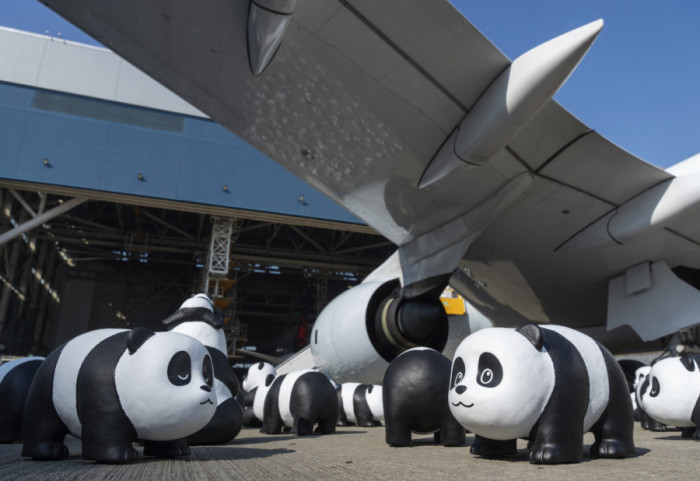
(163, 293, 243, 444)
(259, 369, 337, 435)
(241, 362, 277, 427)
(383, 347, 465, 447)
(638, 354, 700, 439)
(0, 356, 44, 443)
(448, 324, 635, 464)
(337, 383, 384, 427)
(21, 327, 217, 463)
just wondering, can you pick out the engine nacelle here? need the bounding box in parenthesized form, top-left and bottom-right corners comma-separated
(310, 279, 448, 384)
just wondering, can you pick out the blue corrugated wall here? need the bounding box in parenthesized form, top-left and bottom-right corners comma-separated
(0, 81, 361, 224)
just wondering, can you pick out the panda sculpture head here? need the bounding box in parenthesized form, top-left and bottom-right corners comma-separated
(163, 293, 226, 353)
(448, 327, 555, 440)
(116, 328, 217, 440)
(639, 355, 700, 428)
(243, 362, 277, 393)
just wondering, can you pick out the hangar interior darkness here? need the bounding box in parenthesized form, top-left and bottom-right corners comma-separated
(0, 186, 394, 364)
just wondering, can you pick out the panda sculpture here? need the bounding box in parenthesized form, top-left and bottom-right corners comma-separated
(337, 383, 384, 427)
(634, 365, 669, 431)
(638, 354, 700, 439)
(0, 356, 44, 443)
(163, 293, 243, 444)
(448, 324, 635, 464)
(252, 371, 276, 427)
(383, 347, 466, 447)
(259, 369, 337, 435)
(617, 359, 645, 412)
(21, 327, 217, 463)
(241, 362, 277, 427)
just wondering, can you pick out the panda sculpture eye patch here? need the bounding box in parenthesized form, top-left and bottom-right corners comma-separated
(649, 377, 660, 397)
(168, 351, 192, 386)
(202, 355, 213, 388)
(451, 357, 465, 388)
(476, 352, 502, 388)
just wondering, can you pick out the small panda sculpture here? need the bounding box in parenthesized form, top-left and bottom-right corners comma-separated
(252, 371, 276, 426)
(163, 293, 243, 444)
(337, 383, 384, 427)
(0, 356, 44, 443)
(383, 347, 466, 447)
(260, 369, 337, 435)
(638, 354, 700, 439)
(634, 365, 669, 431)
(21, 327, 217, 463)
(448, 324, 635, 464)
(241, 362, 277, 427)
(617, 359, 645, 412)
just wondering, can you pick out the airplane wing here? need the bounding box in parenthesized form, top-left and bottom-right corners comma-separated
(40, 0, 700, 352)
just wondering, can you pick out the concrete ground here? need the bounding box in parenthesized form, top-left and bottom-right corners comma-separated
(1, 424, 698, 481)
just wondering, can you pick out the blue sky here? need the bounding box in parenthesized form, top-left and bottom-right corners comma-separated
(3, 0, 699, 168)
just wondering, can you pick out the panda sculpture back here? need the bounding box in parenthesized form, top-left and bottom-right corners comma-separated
(448, 324, 635, 463)
(0, 357, 44, 443)
(639, 354, 700, 439)
(163, 293, 243, 444)
(260, 369, 337, 435)
(383, 347, 465, 447)
(337, 383, 384, 427)
(21, 327, 217, 463)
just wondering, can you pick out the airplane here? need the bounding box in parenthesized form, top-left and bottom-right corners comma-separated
(40, 0, 700, 384)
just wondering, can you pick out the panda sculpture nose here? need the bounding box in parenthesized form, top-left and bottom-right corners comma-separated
(455, 385, 466, 394)
(201, 385, 212, 392)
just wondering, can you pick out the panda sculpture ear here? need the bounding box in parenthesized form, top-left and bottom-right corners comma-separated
(515, 323, 545, 351)
(127, 327, 155, 354)
(162, 307, 224, 329)
(679, 354, 696, 372)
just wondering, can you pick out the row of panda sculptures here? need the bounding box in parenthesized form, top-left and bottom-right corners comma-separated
(0, 293, 698, 465)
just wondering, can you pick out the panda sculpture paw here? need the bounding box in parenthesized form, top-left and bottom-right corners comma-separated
(21, 441, 69, 460)
(83, 444, 139, 463)
(590, 438, 635, 458)
(528, 443, 579, 464)
(143, 439, 191, 458)
(470, 436, 517, 457)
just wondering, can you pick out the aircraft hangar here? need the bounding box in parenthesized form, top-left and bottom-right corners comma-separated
(0, 27, 395, 363)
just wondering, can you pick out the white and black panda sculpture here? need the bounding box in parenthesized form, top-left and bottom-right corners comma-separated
(638, 354, 700, 439)
(163, 293, 243, 444)
(252, 371, 276, 427)
(21, 327, 217, 463)
(259, 369, 338, 435)
(241, 362, 277, 427)
(634, 365, 669, 431)
(0, 356, 44, 443)
(449, 324, 635, 464)
(383, 347, 466, 447)
(337, 383, 384, 427)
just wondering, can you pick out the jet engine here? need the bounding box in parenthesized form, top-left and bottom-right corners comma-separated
(310, 278, 448, 384)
